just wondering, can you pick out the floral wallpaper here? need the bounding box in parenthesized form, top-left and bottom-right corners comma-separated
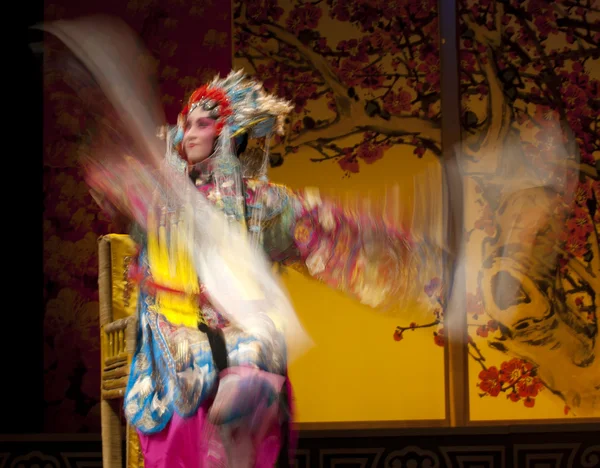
(234, 0, 442, 173)
(397, 0, 599, 419)
(42, 0, 231, 432)
(235, 0, 600, 421)
(234, 0, 448, 423)
(458, 0, 599, 419)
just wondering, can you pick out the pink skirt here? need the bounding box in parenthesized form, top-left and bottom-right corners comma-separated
(137, 369, 295, 468)
(138, 405, 283, 467)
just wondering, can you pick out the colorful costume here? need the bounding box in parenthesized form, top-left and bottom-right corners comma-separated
(81, 70, 432, 467)
(38, 15, 443, 467)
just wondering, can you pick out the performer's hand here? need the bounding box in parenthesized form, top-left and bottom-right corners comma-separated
(208, 367, 285, 430)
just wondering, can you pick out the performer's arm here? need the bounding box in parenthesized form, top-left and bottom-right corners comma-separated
(84, 155, 156, 230)
(261, 183, 442, 310)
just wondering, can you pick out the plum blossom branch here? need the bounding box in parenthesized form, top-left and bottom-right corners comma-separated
(236, 10, 441, 157)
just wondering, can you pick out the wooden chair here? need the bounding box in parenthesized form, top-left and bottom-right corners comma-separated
(98, 234, 144, 468)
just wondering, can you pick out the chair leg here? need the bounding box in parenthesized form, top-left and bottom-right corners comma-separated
(126, 423, 144, 468)
(101, 399, 124, 468)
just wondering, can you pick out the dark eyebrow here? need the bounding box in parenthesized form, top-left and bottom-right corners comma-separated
(185, 115, 219, 130)
(188, 116, 218, 124)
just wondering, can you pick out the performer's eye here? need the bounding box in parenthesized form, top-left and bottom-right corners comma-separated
(196, 118, 214, 128)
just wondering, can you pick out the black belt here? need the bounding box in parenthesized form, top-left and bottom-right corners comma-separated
(198, 322, 229, 372)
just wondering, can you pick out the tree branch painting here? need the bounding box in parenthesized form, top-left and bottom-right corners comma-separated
(405, 0, 599, 416)
(234, 0, 443, 173)
(234, 0, 600, 417)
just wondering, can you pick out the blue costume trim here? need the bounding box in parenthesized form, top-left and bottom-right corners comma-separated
(123, 248, 287, 434)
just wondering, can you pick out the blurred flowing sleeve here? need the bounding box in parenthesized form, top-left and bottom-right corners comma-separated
(84, 154, 158, 230)
(260, 183, 441, 311)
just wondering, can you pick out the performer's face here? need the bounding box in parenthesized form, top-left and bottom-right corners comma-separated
(183, 108, 218, 164)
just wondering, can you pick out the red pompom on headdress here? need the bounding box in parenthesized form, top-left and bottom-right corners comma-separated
(179, 85, 233, 136)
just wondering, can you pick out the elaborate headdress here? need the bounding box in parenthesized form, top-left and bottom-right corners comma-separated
(163, 70, 293, 233)
(177, 69, 292, 140)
